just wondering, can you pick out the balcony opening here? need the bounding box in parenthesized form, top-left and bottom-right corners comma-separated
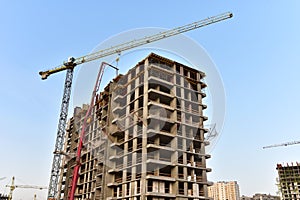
(138, 97, 143, 108)
(147, 179, 153, 192)
(191, 93, 198, 102)
(149, 56, 173, 71)
(159, 135, 172, 148)
(176, 66, 180, 73)
(184, 69, 188, 77)
(191, 82, 198, 91)
(139, 86, 144, 96)
(176, 87, 181, 97)
(176, 154, 184, 165)
(146, 163, 156, 175)
(184, 89, 189, 100)
(139, 74, 144, 84)
(160, 165, 172, 177)
(161, 122, 172, 133)
(118, 74, 128, 86)
(165, 182, 170, 193)
(129, 103, 134, 113)
(178, 138, 183, 150)
(178, 167, 184, 179)
(179, 182, 184, 195)
(127, 154, 132, 167)
(139, 64, 145, 72)
(184, 79, 189, 88)
(176, 74, 181, 85)
(137, 180, 140, 194)
(115, 171, 122, 183)
(130, 68, 136, 78)
(128, 140, 133, 152)
(149, 68, 173, 83)
(113, 187, 117, 197)
(190, 71, 196, 80)
(187, 182, 193, 196)
(126, 182, 130, 195)
(160, 84, 171, 94)
(130, 91, 135, 102)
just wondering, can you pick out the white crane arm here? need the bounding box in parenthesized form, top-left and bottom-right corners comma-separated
(15, 185, 47, 190)
(39, 12, 233, 79)
(263, 140, 300, 149)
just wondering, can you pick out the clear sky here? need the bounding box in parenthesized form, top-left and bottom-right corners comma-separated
(1, 1, 300, 199)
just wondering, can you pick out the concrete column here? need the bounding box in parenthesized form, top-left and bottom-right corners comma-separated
(141, 58, 149, 200)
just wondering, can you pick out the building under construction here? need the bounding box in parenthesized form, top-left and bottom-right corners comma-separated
(276, 162, 300, 200)
(58, 53, 211, 200)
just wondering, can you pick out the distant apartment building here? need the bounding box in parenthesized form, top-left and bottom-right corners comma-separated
(276, 162, 300, 200)
(208, 181, 240, 200)
(252, 193, 280, 200)
(58, 53, 212, 200)
(241, 195, 252, 200)
(0, 194, 8, 200)
(241, 194, 280, 200)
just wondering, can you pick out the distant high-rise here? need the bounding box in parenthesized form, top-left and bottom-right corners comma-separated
(208, 181, 240, 200)
(276, 162, 300, 200)
(58, 53, 212, 200)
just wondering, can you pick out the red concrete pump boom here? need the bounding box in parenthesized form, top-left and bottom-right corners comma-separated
(68, 62, 118, 200)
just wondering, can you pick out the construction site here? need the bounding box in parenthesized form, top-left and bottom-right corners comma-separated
(4, 2, 300, 200)
(23, 12, 232, 200)
(1, 11, 233, 200)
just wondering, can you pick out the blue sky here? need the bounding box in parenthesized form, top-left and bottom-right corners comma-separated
(1, 1, 300, 199)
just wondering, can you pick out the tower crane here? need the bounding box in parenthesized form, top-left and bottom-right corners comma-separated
(39, 12, 233, 200)
(5, 177, 47, 200)
(263, 140, 300, 149)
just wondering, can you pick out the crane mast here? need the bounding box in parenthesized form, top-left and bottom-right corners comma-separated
(40, 12, 233, 200)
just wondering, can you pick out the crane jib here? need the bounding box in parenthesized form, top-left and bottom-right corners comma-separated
(39, 12, 232, 80)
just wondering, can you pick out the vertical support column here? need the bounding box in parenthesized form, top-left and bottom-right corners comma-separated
(141, 59, 149, 200)
(48, 68, 73, 200)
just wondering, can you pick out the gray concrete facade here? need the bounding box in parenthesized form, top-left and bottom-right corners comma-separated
(58, 53, 211, 200)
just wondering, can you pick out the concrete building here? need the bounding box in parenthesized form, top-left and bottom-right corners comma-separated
(276, 162, 300, 200)
(0, 194, 8, 200)
(58, 53, 211, 200)
(208, 181, 240, 200)
(252, 193, 280, 200)
(240, 195, 252, 200)
(241, 194, 280, 200)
